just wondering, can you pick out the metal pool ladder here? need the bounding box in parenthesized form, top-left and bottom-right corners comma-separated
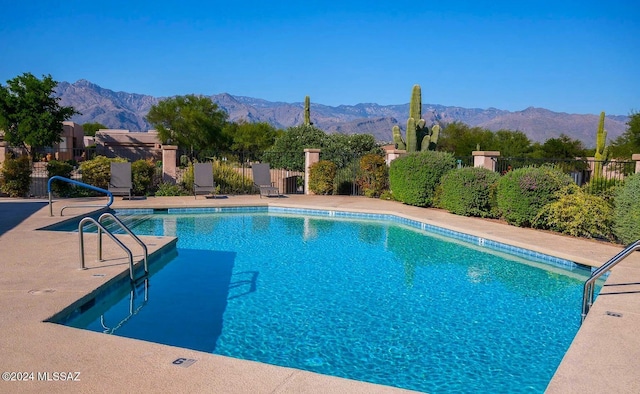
(581, 239, 640, 323)
(78, 212, 148, 282)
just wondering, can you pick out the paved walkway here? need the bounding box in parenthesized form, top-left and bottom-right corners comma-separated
(0, 195, 638, 393)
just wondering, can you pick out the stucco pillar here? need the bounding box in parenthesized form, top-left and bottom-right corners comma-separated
(304, 148, 321, 195)
(0, 141, 7, 166)
(633, 154, 640, 174)
(472, 151, 500, 172)
(162, 145, 178, 184)
(385, 149, 406, 166)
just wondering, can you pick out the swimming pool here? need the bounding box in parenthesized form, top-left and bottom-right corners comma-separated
(55, 207, 599, 393)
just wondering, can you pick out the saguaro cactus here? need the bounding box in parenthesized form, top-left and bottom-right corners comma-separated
(392, 84, 439, 152)
(594, 111, 609, 178)
(304, 95, 312, 126)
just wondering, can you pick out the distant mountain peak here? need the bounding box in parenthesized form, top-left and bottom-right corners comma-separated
(54, 79, 629, 147)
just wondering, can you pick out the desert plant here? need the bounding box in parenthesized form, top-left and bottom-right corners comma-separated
(613, 173, 640, 244)
(309, 160, 337, 195)
(532, 185, 615, 240)
(356, 154, 389, 198)
(438, 167, 500, 217)
(213, 160, 253, 194)
(46, 160, 74, 197)
(388, 151, 456, 207)
(304, 95, 311, 126)
(496, 166, 574, 227)
(0, 155, 32, 197)
(392, 84, 440, 152)
(132, 159, 156, 196)
(155, 182, 189, 196)
(594, 111, 609, 178)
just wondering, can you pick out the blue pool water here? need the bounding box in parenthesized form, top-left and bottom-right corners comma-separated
(60, 208, 598, 393)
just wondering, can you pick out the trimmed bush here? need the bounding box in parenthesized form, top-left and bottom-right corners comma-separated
(132, 159, 156, 196)
(388, 151, 456, 207)
(496, 166, 574, 227)
(613, 173, 640, 244)
(80, 156, 126, 189)
(0, 155, 32, 197)
(533, 185, 614, 240)
(356, 154, 389, 198)
(309, 160, 337, 195)
(46, 160, 74, 197)
(438, 167, 500, 218)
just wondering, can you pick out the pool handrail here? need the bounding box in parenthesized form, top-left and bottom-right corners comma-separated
(581, 239, 640, 323)
(97, 212, 148, 277)
(47, 176, 114, 216)
(78, 216, 138, 281)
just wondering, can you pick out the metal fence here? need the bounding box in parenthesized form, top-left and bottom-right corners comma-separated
(495, 157, 635, 187)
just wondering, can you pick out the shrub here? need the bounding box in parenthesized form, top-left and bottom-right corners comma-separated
(309, 160, 337, 195)
(438, 167, 500, 218)
(0, 155, 32, 197)
(155, 182, 189, 196)
(356, 154, 389, 198)
(213, 161, 253, 194)
(181, 163, 195, 193)
(46, 160, 74, 197)
(613, 173, 640, 244)
(496, 166, 574, 227)
(388, 151, 456, 207)
(80, 156, 126, 189)
(582, 176, 622, 205)
(132, 159, 156, 196)
(532, 185, 615, 240)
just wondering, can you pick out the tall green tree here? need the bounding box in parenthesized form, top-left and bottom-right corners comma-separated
(530, 134, 586, 159)
(226, 120, 280, 154)
(0, 73, 78, 158)
(493, 129, 532, 157)
(82, 122, 107, 137)
(146, 94, 229, 153)
(609, 111, 640, 159)
(263, 124, 326, 171)
(437, 122, 494, 156)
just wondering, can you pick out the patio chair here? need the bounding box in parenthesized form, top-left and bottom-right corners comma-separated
(194, 162, 216, 198)
(252, 163, 280, 198)
(108, 162, 132, 199)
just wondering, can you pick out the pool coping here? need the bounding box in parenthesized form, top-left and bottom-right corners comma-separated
(1, 195, 639, 393)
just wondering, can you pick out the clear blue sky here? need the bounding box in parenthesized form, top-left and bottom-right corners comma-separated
(1, 0, 638, 115)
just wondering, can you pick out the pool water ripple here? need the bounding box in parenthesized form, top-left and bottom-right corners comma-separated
(63, 211, 598, 393)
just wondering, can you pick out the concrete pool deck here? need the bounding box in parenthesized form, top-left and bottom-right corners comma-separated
(0, 194, 638, 393)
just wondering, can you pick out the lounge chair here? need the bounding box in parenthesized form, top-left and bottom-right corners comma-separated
(194, 162, 216, 198)
(108, 162, 132, 199)
(252, 163, 280, 198)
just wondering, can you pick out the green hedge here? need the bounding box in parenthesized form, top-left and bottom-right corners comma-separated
(356, 154, 388, 198)
(496, 166, 574, 227)
(438, 167, 500, 218)
(309, 160, 337, 195)
(132, 159, 156, 196)
(0, 155, 32, 197)
(388, 151, 456, 207)
(533, 185, 614, 240)
(613, 173, 640, 244)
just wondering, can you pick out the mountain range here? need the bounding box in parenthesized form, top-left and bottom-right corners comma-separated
(54, 79, 630, 148)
